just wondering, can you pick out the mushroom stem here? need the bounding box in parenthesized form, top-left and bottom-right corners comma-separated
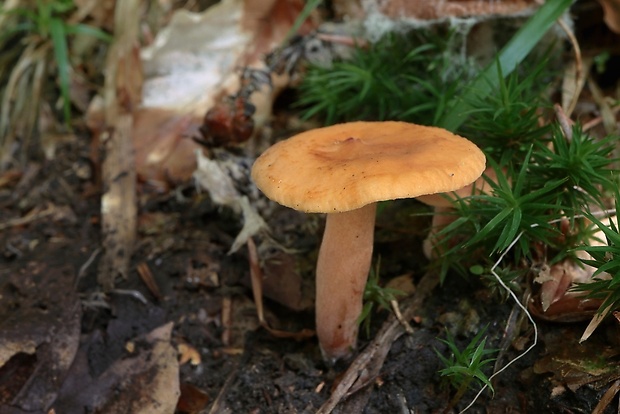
(315, 202, 377, 361)
(422, 205, 457, 259)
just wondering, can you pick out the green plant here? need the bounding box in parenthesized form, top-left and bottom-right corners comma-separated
(436, 326, 497, 409)
(530, 124, 618, 212)
(438, 0, 574, 131)
(572, 192, 620, 323)
(470, 263, 524, 301)
(434, 158, 566, 282)
(461, 59, 552, 165)
(3, 0, 111, 122)
(297, 29, 474, 125)
(358, 259, 405, 337)
(436, 118, 618, 278)
(425, 44, 618, 278)
(296, 0, 573, 131)
(0, 0, 111, 167)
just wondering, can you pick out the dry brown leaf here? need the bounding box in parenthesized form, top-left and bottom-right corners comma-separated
(247, 238, 315, 340)
(531, 216, 617, 330)
(333, 0, 541, 40)
(127, 0, 319, 188)
(0, 264, 81, 413)
(385, 273, 415, 296)
(533, 330, 620, 393)
(176, 382, 211, 413)
(72, 0, 116, 31)
(561, 57, 591, 118)
(53, 323, 180, 414)
(261, 249, 313, 311)
(193, 150, 268, 253)
(137, 261, 163, 300)
(132, 108, 199, 188)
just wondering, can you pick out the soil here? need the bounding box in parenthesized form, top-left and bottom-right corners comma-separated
(1, 132, 619, 414)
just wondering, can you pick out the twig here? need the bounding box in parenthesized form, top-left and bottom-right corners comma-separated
(316, 271, 439, 414)
(554, 103, 574, 141)
(221, 296, 232, 347)
(390, 299, 414, 334)
(75, 247, 102, 288)
(591, 379, 620, 414)
(110, 288, 148, 304)
(0, 205, 55, 230)
(582, 104, 620, 132)
(556, 15, 582, 117)
(97, 0, 140, 290)
(137, 261, 163, 300)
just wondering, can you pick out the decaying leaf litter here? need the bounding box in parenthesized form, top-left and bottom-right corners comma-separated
(1, 0, 620, 412)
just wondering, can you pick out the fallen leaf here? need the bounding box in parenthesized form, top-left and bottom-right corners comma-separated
(53, 323, 180, 414)
(193, 150, 267, 253)
(247, 237, 315, 340)
(533, 328, 620, 393)
(333, 0, 542, 39)
(0, 264, 81, 413)
(176, 382, 210, 414)
(125, 0, 319, 187)
(261, 249, 313, 311)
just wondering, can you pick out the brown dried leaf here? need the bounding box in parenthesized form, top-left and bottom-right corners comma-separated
(580, 302, 614, 343)
(533, 329, 620, 393)
(137, 261, 163, 300)
(176, 382, 210, 414)
(0, 264, 81, 413)
(334, 0, 541, 23)
(73, 0, 116, 31)
(53, 323, 180, 414)
(131, 0, 319, 185)
(248, 238, 315, 340)
(132, 109, 200, 188)
(262, 250, 313, 311)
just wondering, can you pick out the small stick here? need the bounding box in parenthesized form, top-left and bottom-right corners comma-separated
(0, 204, 55, 230)
(554, 103, 574, 141)
(137, 261, 163, 300)
(556, 14, 583, 117)
(390, 299, 414, 334)
(75, 247, 102, 288)
(221, 296, 232, 346)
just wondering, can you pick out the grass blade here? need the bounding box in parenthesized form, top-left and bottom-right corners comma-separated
(49, 17, 71, 124)
(438, 0, 573, 131)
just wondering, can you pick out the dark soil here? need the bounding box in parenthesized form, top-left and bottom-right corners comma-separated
(1, 137, 619, 413)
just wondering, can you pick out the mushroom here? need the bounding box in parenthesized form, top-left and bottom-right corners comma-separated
(251, 121, 486, 361)
(417, 167, 498, 259)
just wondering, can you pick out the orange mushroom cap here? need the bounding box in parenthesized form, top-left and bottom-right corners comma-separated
(251, 121, 486, 212)
(416, 167, 498, 208)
